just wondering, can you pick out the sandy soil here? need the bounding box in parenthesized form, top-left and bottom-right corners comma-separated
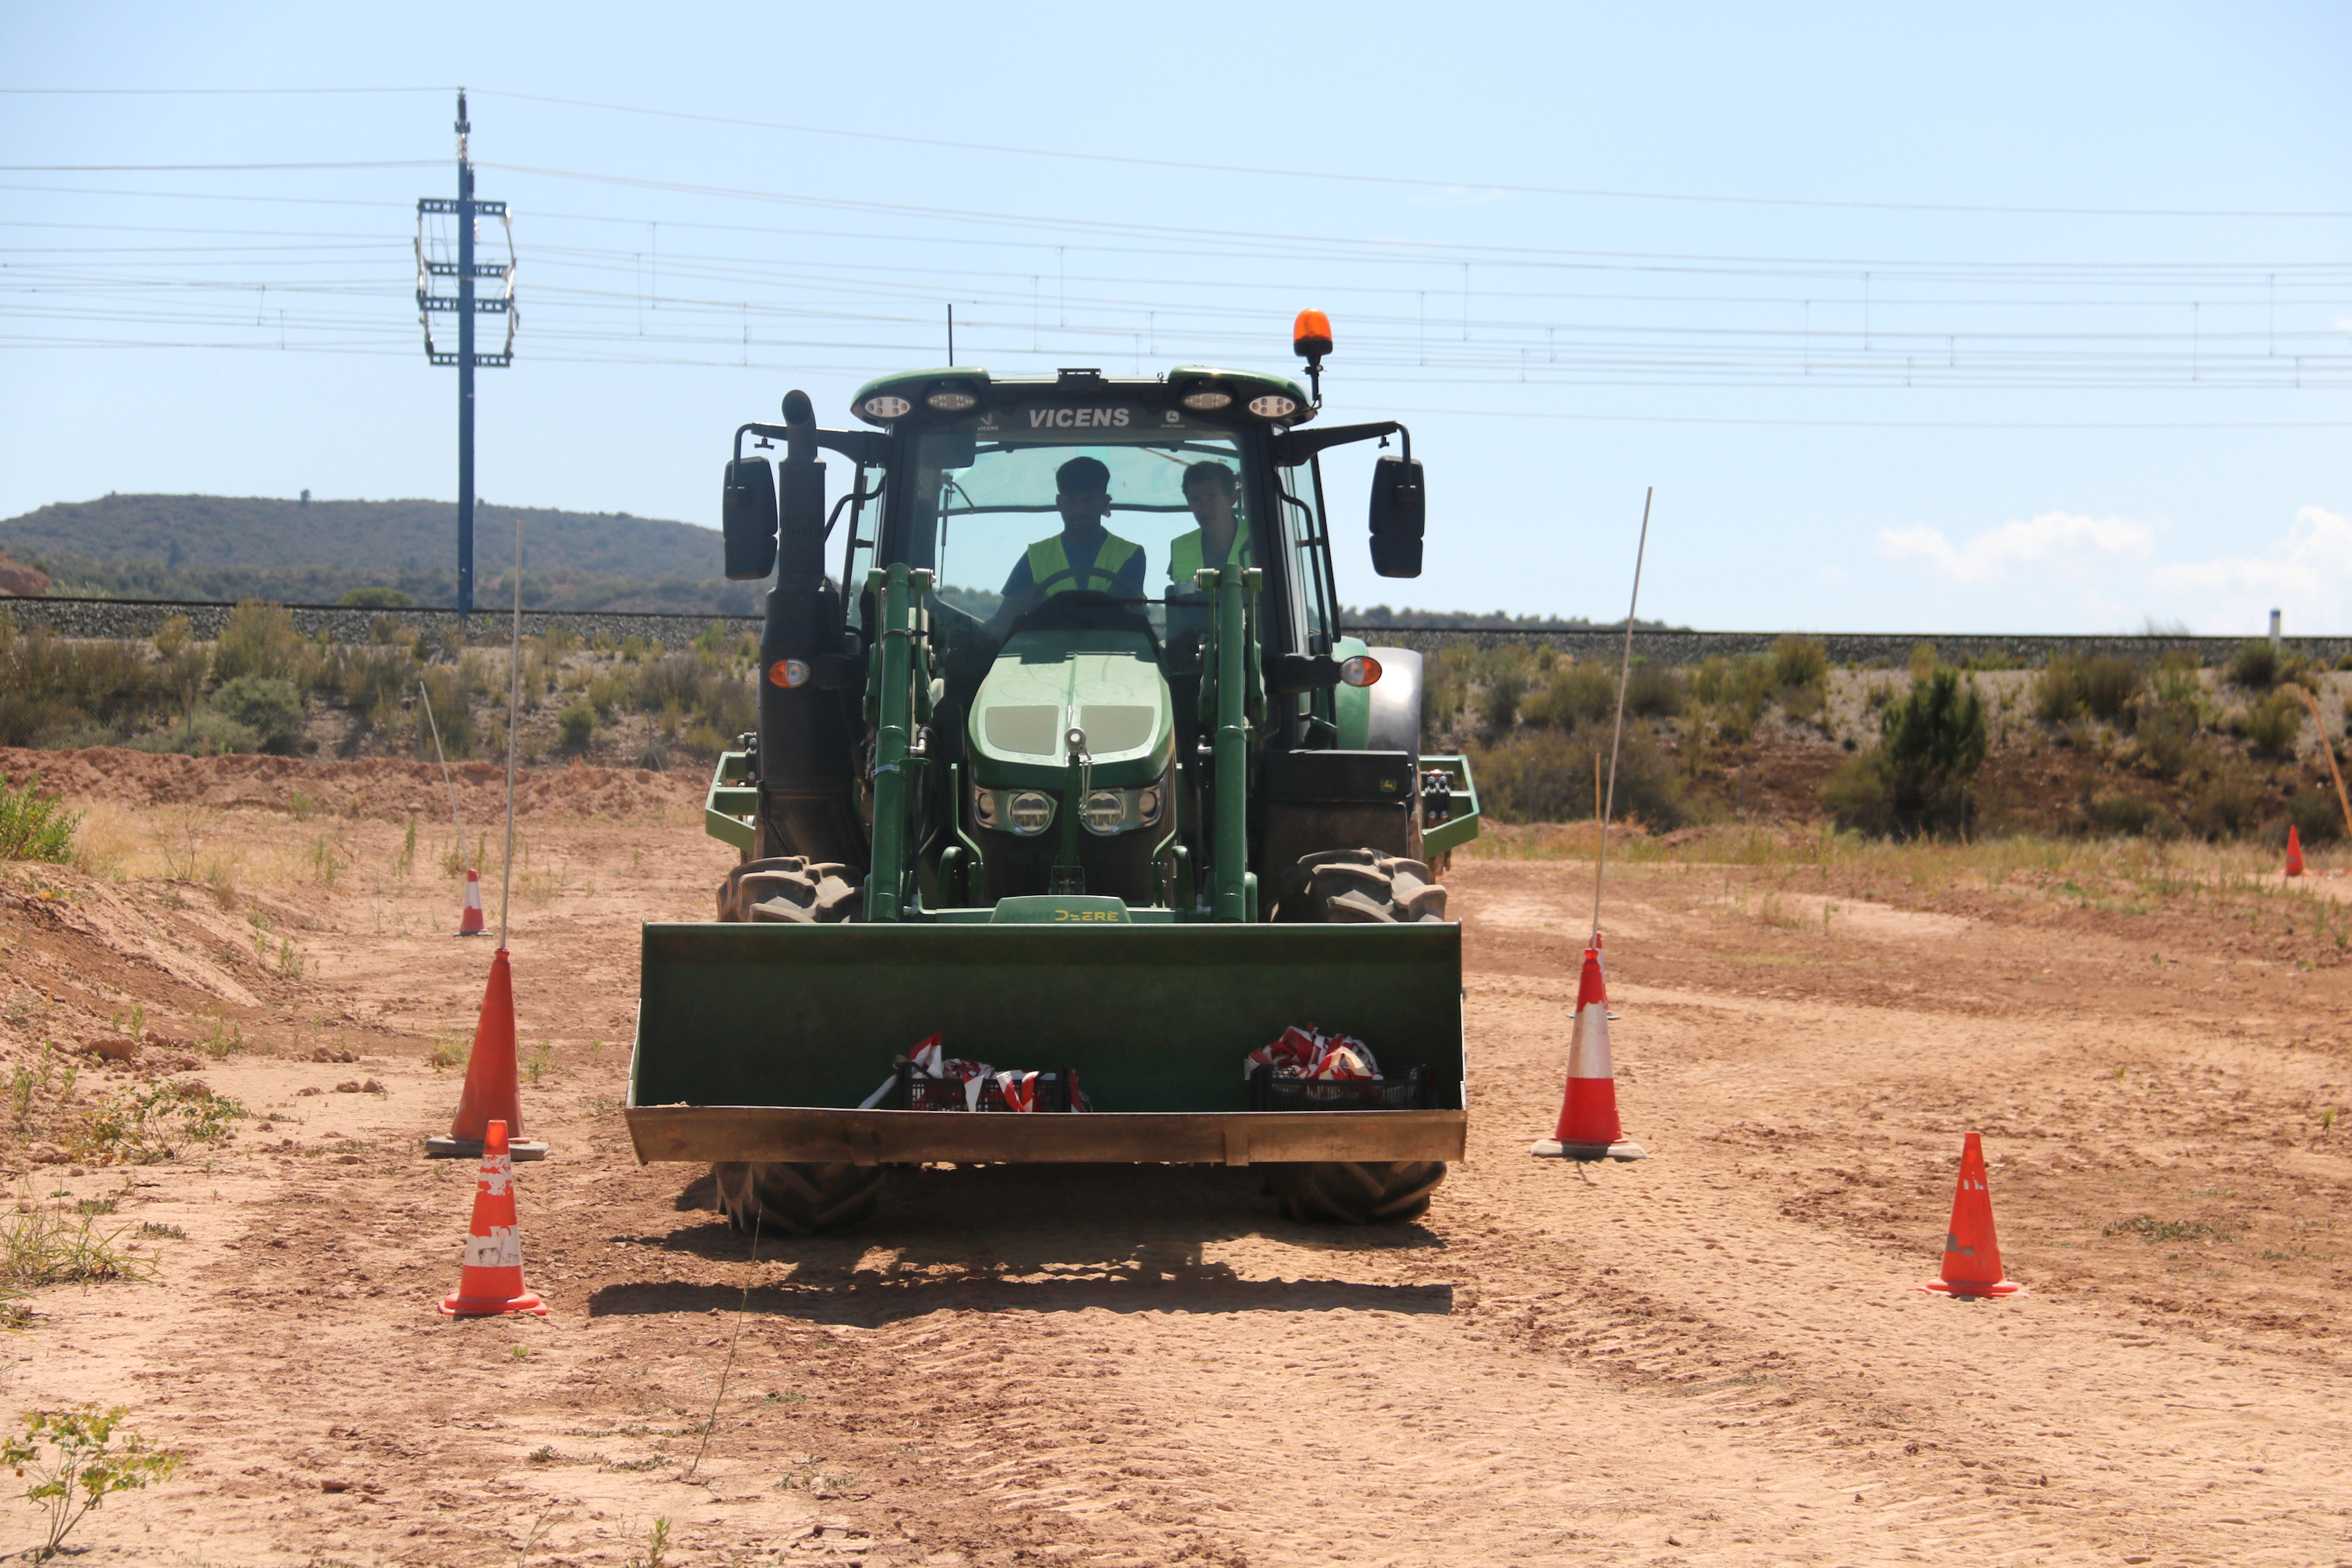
(2, 749, 2349, 1566)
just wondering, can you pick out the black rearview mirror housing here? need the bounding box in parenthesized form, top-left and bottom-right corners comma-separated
(1368, 455, 1425, 579)
(722, 457, 778, 580)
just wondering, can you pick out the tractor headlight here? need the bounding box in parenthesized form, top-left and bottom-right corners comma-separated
(1006, 791, 1055, 835)
(859, 394, 912, 420)
(1181, 389, 1233, 411)
(1081, 791, 1126, 834)
(1076, 783, 1166, 836)
(1246, 393, 1298, 420)
(925, 388, 978, 411)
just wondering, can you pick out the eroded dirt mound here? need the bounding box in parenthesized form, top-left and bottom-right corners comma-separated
(0, 745, 700, 823)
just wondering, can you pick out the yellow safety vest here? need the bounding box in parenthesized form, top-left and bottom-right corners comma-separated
(1026, 532, 1142, 598)
(1167, 519, 1253, 586)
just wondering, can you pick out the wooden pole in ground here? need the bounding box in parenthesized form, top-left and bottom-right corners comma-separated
(2293, 683, 2352, 847)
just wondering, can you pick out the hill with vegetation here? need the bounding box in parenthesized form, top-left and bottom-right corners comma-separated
(0, 493, 752, 614)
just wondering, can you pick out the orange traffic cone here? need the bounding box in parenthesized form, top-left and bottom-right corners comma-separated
(456, 868, 488, 935)
(425, 948, 548, 1161)
(1531, 945, 1647, 1161)
(2285, 825, 2306, 878)
(1919, 1131, 2024, 1298)
(438, 1119, 547, 1318)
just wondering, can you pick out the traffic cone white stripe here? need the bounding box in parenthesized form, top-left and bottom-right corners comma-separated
(1567, 1001, 1614, 1079)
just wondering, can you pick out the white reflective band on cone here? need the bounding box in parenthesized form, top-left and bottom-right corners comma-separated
(465, 1224, 523, 1269)
(1567, 1002, 1614, 1079)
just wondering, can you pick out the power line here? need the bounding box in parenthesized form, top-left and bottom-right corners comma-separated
(0, 160, 439, 172)
(473, 87, 2352, 223)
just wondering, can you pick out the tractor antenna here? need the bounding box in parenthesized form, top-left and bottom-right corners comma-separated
(1591, 487, 1654, 946)
(946, 302, 955, 364)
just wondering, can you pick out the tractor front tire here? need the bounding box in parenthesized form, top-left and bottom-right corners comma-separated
(711, 1160, 884, 1236)
(1298, 849, 1449, 923)
(1267, 1159, 1446, 1224)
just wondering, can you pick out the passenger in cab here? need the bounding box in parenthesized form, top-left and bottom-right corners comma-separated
(1167, 460, 1250, 591)
(985, 455, 1147, 638)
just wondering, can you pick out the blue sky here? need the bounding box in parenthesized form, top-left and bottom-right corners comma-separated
(2, 2, 2348, 633)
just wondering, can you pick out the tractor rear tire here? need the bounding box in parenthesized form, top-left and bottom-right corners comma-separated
(711, 1160, 884, 1236)
(1266, 1159, 1446, 1224)
(716, 857, 864, 923)
(1298, 848, 1450, 923)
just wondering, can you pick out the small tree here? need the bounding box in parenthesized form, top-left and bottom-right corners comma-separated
(1881, 667, 1988, 835)
(1821, 667, 1988, 839)
(3, 1404, 178, 1560)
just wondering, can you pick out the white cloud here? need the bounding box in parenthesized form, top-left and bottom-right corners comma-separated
(1875, 510, 2157, 584)
(2146, 505, 2352, 630)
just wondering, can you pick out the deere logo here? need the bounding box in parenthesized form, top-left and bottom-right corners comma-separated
(1378, 778, 1397, 792)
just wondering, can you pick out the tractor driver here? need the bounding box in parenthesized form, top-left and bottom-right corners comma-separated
(984, 455, 1147, 638)
(1166, 460, 1251, 592)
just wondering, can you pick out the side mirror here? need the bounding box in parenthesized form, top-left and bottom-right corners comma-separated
(1368, 455, 1425, 579)
(776, 459, 827, 582)
(722, 457, 777, 580)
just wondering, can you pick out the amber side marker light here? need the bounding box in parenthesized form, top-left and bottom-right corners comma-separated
(767, 658, 811, 688)
(1340, 654, 1381, 687)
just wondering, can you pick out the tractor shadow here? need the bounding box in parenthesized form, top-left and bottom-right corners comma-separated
(592, 1162, 1454, 1325)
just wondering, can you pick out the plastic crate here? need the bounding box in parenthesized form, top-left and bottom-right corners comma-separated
(897, 1063, 1081, 1112)
(1249, 1064, 1433, 1112)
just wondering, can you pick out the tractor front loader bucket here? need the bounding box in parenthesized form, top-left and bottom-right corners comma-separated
(625, 922, 1465, 1168)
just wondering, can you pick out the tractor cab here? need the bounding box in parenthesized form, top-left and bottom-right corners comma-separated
(715, 355, 1466, 921)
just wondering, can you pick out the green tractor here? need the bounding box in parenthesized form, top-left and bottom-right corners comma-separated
(625, 317, 1481, 1232)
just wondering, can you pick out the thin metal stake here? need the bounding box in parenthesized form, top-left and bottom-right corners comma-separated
(418, 680, 468, 873)
(1591, 487, 1655, 945)
(499, 515, 521, 949)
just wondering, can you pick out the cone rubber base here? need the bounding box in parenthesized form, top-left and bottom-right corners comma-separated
(426, 1135, 548, 1162)
(455, 929, 491, 937)
(438, 1290, 547, 1317)
(1529, 1137, 1648, 1161)
(1919, 1277, 2026, 1298)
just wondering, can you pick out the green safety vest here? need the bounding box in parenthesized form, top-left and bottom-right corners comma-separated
(1167, 519, 1253, 586)
(1026, 532, 1142, 598)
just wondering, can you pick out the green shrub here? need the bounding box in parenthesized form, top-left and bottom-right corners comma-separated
(2034, 655, 2142, 724)
(319, 642, 419, 713)
(209, 600, 308, 688)
(1625, 661, 1687, 718)
(0, 623, 187, 747)
(2288, 785, 2344, 845)
(557, 700, 596, 749)
(1823, 668, 1988, 838)
(1522, 661, 1611, 728)
(2229, 639, 2282, 690)
(2129, 703, 2207, 781)
(1771, 635, 1828, 693)
(2087, 793, 2176, 839)
(2185, 766, 2264, 839)
(2237, 689, 2304, 760)
(211, 677, 306, 754)
(0, 774, 79, 863)
(586, 673, 627, 720)
(336, 586, 413, 608)
(1691, 656, 1773, 742)
(122, 713, 258, 757)
(1468, 726, 1690, 829)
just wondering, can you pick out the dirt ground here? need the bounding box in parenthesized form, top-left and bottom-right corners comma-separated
(2, 747, 2349, 1566)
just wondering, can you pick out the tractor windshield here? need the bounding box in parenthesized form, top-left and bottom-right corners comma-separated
(900, 421, 1254, 631)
